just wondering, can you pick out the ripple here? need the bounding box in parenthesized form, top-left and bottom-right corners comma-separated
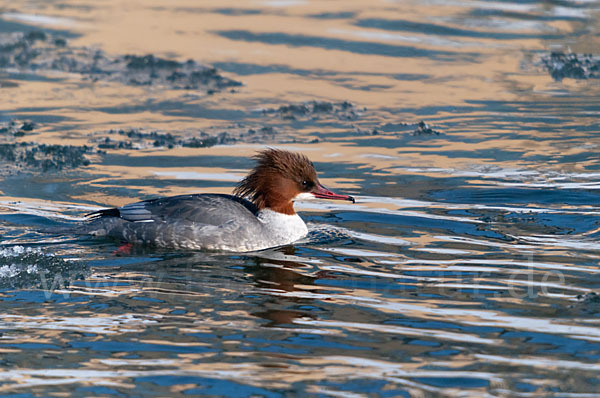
(295, 318, 500, 345)
(475, 354, 600, 371)
(0, 314, 158, 335)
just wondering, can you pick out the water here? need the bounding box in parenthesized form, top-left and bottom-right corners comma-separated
(1, 0, 600, 396)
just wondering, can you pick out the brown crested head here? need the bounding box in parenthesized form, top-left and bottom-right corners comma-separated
(233, 148, 319, 215)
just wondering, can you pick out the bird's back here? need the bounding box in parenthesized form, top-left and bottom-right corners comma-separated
(85, 194, 268, 251)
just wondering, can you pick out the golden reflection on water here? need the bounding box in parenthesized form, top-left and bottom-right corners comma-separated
(2, 0, 597, 190)
(3, 0, 580, 130)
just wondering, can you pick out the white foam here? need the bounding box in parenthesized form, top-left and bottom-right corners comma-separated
(0, 246, 42, 257)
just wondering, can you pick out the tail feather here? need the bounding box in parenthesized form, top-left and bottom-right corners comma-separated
(85, 207, 120, 221)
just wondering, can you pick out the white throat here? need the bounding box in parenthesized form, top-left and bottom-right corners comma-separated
(293, 192, 315, 201)
(257, 208, 308, 246)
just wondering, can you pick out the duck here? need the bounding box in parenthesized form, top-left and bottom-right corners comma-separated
(84, 148, 355, 251)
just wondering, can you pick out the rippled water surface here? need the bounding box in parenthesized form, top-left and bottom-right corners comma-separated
(1, 0, 600, 396)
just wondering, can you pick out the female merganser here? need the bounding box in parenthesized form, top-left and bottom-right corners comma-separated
(84, 149, 355, 252)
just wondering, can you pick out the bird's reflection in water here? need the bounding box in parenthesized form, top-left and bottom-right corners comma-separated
(96, 244, 329, 327)
(245, 245, 324, 327)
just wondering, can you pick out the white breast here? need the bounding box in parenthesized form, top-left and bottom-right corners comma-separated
(257, 209, 308, 246)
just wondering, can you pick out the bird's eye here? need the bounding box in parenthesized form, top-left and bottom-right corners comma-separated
(301, 179, 313, 191)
